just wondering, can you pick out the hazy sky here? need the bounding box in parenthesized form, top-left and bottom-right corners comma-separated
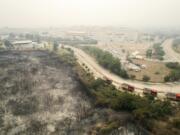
(0, 0, 180, 28)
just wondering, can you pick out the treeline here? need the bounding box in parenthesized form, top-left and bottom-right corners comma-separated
(164, 62, 180, 82)
(49, 37, 98, 45)
(75, 64, 180, 134)
(82, 46, 129, 79)
(90, 79, 172, 129)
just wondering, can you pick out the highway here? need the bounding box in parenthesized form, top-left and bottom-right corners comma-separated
(66, 46, 180, 97)
(163, 39, 180, 63)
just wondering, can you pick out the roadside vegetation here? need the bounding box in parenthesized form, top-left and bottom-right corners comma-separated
(173, 38, 180, 53)
(142, 75, 150, 82)
(164, 62, 180, 82)
(146, 49, 153, 58)
(75, 61, 180, 134)
(81, 46, 129, 79)
(146, 43, 165, 60)
(153, 43, 165, 60)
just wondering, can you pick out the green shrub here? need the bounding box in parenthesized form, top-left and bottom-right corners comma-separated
(172, 118, 180, 129)
(99, 121, 119, 135)
(164, 75, 170, 82)
(130, 74, 136, 79)
(165, 62, 180, 82)
(166, 62, 180, 69)
(146, 49, 153, 58)
(142, 75, 150, 82)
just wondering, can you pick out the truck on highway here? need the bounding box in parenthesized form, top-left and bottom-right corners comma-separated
(166, 93, 180, 101)
(121, 83, 135, 92)
(143, 88, 157, 96)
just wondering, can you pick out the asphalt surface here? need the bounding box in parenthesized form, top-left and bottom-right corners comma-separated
(163, 39, 180, 63)
(67, 46, 180, 96)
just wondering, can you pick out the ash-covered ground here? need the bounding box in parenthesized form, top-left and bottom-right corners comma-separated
(0, 50, 94, 135)
(0, 50, 146, 135)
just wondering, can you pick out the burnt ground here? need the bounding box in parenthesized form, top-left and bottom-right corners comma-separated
(0, 50, 92, 135)
(0, 50, 144, 135)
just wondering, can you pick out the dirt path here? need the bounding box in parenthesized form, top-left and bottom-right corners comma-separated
(163, 39, 180, 63)
(67, 46, 180, 94)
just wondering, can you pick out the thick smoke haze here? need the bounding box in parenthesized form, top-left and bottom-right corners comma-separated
(0, 0, 180, 28)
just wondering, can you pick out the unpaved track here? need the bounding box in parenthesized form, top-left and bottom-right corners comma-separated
(163, 39, 180, 63)
(67, 46, 180, 94)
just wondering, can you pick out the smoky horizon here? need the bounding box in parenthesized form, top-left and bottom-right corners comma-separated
(0, 0, 180, 29)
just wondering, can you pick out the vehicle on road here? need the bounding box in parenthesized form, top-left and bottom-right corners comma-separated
(143, 88, 157, 96)
(166, 92, 180, 101)
(121, 83, 135, 92)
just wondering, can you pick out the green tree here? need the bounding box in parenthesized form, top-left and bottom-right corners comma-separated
(146, 49, 152, 58)
(82, 46, 129, 79)
(4, 40, 12, 48)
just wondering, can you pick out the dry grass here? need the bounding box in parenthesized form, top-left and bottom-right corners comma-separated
(98, 42, 150, 56)
(128, 59, 171, 83)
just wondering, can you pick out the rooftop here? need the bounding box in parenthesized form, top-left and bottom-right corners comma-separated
(12, 40, 32, 45)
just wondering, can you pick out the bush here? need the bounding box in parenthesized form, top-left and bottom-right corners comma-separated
(133, 108, 152, 121)
(166, 62, 180, 69)
(99, 121, 119, 135)
(26, 119, 46, 134)
(146, 49, 153, 58)
(150, 100, 172, 118)
(165, 62, 180, 82)
(90, 78, 106, 89)
(130, 75, 136, 79)
(164, 75, 170, 82)
(142, 75, 150, 82)
(172, 118, 180, 129)
(155, 71, 160, 75)
(164, 70, 180, 82)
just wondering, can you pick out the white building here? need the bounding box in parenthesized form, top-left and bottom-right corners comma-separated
(130, 51, 144, 59)
(135, 55, 144, 60)
(12, 40, 33, 49)
(127, 63, 141, 72)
